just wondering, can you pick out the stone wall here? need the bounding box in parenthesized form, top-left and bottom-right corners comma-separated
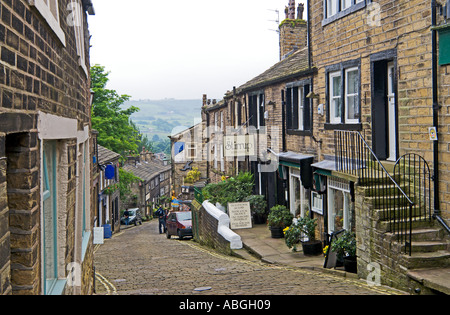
(0, 0, 94, 295)
(191, 200, 242, 255)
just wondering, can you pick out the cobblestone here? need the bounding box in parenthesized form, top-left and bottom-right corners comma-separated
(93, 220, 402, 296)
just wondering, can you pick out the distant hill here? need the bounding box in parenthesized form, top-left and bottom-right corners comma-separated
(123, 99, 203, 140)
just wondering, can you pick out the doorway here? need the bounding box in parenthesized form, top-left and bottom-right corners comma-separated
(371, 55, 398, 161)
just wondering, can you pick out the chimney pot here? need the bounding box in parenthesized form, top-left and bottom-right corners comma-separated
(288, 0, 296, 19)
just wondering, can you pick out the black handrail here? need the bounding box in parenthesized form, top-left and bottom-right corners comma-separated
(334, 131, 415, 255)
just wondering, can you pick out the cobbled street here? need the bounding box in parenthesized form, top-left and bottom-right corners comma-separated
(93, 220, 401, 296)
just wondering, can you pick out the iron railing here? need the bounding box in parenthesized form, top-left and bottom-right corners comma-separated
(194, 187, 204, 204)
(334, 131, 417, 255)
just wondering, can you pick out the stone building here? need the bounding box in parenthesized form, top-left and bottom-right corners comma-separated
(122, 155, 171, 217)
(0, 0, 95, 295)
(202, 96, 233, 183)
(97, 145, 121, 234)
(170, 122, 208, 199)
(200, 0, 450, 293)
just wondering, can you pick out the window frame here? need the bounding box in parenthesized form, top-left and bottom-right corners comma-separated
(42, 141, 59, 295)
(67, 0, 88, 76)
(329, 71, 343, 124)
(29, 0, 66, 46)
(344, 67, 360, 124)
(325, 60, 362, 130)
(248, 91, 265, 130)
(286, 79, 312, 134)
(327, 177, 353, 234)
(323, 0, 368, 26)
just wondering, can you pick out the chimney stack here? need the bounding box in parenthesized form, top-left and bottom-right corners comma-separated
(279, 1, 307, 60)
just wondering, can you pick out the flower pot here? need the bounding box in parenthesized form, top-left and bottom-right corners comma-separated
(269, 226, 284, 239)
(301, 240, 323, 256)
(343, 256, 357, 273)
(253, 214, 266, 225)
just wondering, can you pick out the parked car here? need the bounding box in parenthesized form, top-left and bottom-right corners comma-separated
(121, 208, 143, 226)
(166, 211, 193, 240)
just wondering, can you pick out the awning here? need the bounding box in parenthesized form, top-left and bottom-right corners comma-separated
(277, 151, 315, 189)
(278, 151, 315, 165)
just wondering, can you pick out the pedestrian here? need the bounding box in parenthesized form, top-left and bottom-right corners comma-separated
(156, 206, 166, 234)
(123, 209, 130, 226)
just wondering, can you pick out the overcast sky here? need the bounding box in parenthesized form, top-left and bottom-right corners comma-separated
(88, 0, 307, 101)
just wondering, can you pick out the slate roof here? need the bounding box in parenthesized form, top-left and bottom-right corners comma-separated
(122, 160, 171, 182)
(98, 145, 121, 164)
(236, 47, 312, 93)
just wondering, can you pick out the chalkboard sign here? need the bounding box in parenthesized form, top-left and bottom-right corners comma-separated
(228, 202, 252, 230)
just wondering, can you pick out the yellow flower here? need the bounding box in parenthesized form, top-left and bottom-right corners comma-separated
(323, 245, 329, 255)
(283, 227, 290, 234)
(221, 175, 226, 181)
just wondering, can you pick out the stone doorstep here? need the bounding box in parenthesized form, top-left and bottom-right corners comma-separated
(407, 268, 450, 295)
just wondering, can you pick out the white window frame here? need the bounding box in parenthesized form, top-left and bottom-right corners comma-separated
(186, 143, 197, 160)
(289, 168, 309, 218)
(327, 177, 351, 234)
(326, 0, 366, 19)
(42, 140, 65, 295)
(311, 191, 324, 215)
(298, 87, 305, 131)
(67, 1, 88, 76)
(327, 0, 338, 18)
(329, 71, 342, 124)
(341, 0, 352, 11)
(28, 0, 66, 46)
(345, 67, 359, 124)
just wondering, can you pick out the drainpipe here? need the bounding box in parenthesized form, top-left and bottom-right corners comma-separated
(431, 0, 440, 216)
(307, 0, 312, 70)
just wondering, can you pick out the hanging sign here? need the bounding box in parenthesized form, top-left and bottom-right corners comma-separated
(105, 165, 115, 179)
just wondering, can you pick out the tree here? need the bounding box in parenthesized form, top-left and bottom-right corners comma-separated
(118, 168, 141, 203)
(91, 64, 142, 155)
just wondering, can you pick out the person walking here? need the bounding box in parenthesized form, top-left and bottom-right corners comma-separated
(123, 209, 130, 226)
(156, 206, 166, 234)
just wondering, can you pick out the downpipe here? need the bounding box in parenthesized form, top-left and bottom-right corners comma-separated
(431, 0, 440, 217)
(430, 0, 450, 233)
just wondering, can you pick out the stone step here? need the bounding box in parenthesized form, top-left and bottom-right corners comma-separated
(407, 267, 450, 295)
(387, 228, 444, 242)
(374, 205, 430, 221)
(400, 241, 448, 253)
(379, 217, 435, 233)
(364, 195, 413, 209)
(401, 250, 450, 269)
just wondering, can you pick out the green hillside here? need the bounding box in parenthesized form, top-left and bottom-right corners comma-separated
(122, 99, 202, 153)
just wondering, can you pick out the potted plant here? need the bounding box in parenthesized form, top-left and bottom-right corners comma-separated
(297, 213, 323, 256)
(267, 205, 294, 238)
(245, 195, 267, 224)
(284, 222, 303, 252)
(331, 231, 357, 273)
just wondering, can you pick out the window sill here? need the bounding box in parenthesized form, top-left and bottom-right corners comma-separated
(81, 231, 91, 262)
(322, 1, 367, 27)
(324, 123, 362, 131)
(286, 130, 312, 136)
(47, 279, 67, 295)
